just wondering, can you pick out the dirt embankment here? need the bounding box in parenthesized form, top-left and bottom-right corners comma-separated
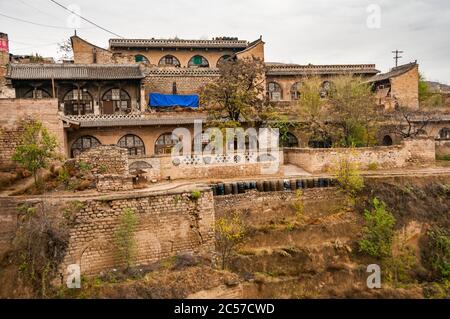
(1, 175, 448, 299)
(216, 175, 449, 299)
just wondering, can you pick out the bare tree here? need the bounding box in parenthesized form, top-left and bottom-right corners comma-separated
(57, 39, 73, 61)
(389, 107, 433, 138)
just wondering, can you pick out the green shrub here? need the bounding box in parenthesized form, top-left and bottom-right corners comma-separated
(424, 226, 450, 280)
(367, 162, 378, 171)
(98, 164, 108, 174)
(436, 154, 450, 161)
(12, 120, 59, 187)
(57, 168, 70, 185)
(383, 232, 417, 285)
(78, 161, 91, 172)
(334, 156, 364, 205)
(291, 189, 305, 223)
(359, 198, 396, 259)
(114, 208, 138, 269)
(190, 190, 202, 200)
(215, 212, 246, 269)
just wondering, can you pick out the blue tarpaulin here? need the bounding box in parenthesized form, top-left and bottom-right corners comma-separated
(149, 93, 199, 108)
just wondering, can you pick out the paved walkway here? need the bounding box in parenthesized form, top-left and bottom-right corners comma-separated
(2, 165, 449, 200)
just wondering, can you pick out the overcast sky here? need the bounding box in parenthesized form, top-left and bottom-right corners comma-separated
(1, 0, 449, 83)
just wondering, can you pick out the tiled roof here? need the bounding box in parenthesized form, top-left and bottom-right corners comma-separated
(266, 63, 380, 76)
(366, 62, 417, 83)
(109, 38, 249, 49)
(145, 67, 221, 77)
(7, 64, 145, 80)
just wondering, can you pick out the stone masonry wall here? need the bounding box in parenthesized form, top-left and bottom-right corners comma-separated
(96, 174, 134, 192)
(75, 145, 134, 192)
(285, 137, 435, 173)
(0, 98, 65, 168)
(60, 188, 215, 277)
(0, 187, 215, 278)
(75, 145, 129, 175)
(140, 151, 284, 180)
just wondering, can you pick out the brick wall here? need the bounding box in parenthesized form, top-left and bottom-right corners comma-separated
(0, 98, 65, 168)
(285, 137, 435, 173)
(60, 187, 215, 277)
(0, 187, 215, 279)
(390, 64, 419, 109)
(143, 74, 217, 98)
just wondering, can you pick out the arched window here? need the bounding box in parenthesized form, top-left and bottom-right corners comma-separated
(118, 134, 145, 156)
(102, 88, 131, 114)
(155, 133, 179, 155)
(438, 128, 450, 140)
(280, 132, 299, 148)
(63, 89, 94, 115)
(267, 82, 282, 101)
(23, 88, 51, 99)
(308, 137, 332, 148)
(216, 55, 231, 67)
(134, 54, 150, 64)
(290, 82, 301, 100)
(158, 55, 181, 67)
(320, 81, 334, 98)
(382, 135, 393, 146)
(71, 135, 101, 157)
(188, 55, 209, 68)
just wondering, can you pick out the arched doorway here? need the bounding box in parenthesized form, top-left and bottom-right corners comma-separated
(102, 88, 131, 114)
(438, 128, 450, 140)
(267, 82, 282, 101)
(382, 135, 393, 146)
(63, 89, 94, 115)
(280, 132, 299, 148)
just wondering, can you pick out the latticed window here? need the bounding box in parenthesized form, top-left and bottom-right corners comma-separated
(290, 82, 301, 100)
(63, 89, 94, 115)
(134, 55, 149, 64)
(439, 128, 450, 140)
(188, 55, 209, 68)
(267, 82, 282, 101)
(71, 136, 101, 157)
(155, 133, 179, 155)
(118, 134, 145, 156)
(24, 88, 51, 99)
(216, 55, 231, 67)
(102, 88, 131, 114)
(158, 55, 181, 67)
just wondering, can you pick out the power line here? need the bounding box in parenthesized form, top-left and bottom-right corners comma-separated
(18, 0, 66, 23)
(49, 0, 124, 38)
(0, 12, 79, 29)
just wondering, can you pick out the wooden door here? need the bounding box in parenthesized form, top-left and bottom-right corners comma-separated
(103, 101, 114, 114)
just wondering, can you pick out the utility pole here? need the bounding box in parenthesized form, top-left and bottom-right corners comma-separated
(392, 50, 403, 67)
